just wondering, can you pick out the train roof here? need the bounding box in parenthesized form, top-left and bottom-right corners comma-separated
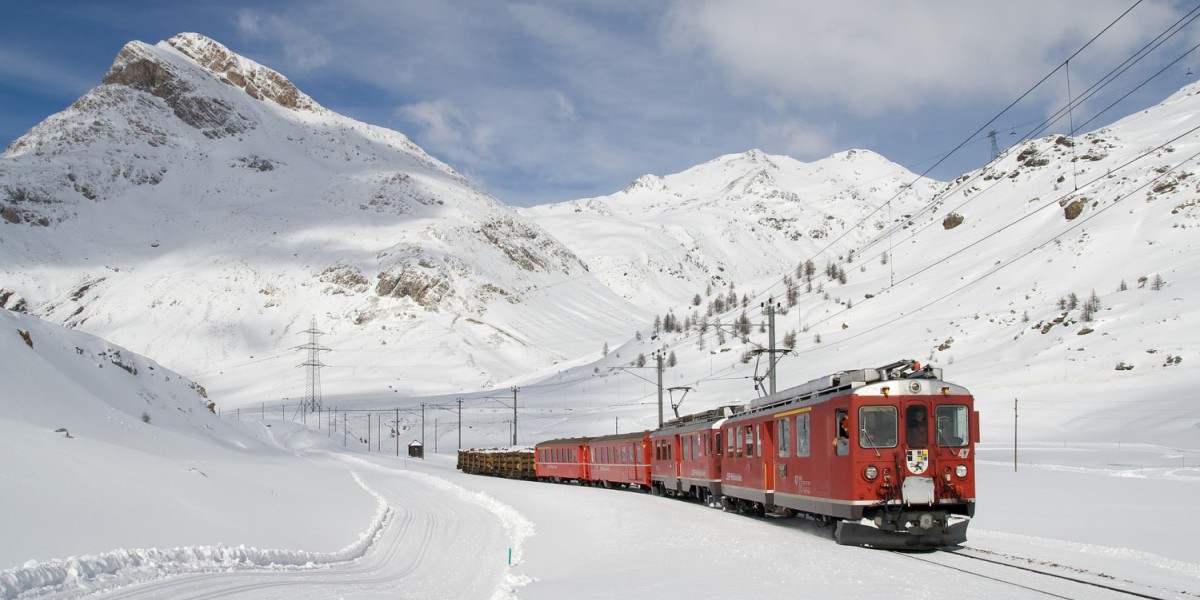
(737, 359, 953, 417)
(651, 406, 736, 437)
(587, 431, 651, 445)
(535, 436, 591, 448)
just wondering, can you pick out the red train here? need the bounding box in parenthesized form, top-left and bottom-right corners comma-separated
(469, 359, 978, 550)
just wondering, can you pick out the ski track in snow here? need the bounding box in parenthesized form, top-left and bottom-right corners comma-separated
(0, 472, 392, 599)
(0, 455, 534, 600)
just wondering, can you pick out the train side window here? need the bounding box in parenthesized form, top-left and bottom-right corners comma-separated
(727, 428, 734, 456)
(905, 404, 929, 449)
(683, 437, 690, 461)
(935, 405, 969, 446)
(796, 412, 811, 457)
(860, 406, 899, 448)
(778, 417, 791, 457)
(716, 432, 724, 456)
(745, 425, 755, 458)
(735, 427, 744, 457)
(835, 409, 850, 456)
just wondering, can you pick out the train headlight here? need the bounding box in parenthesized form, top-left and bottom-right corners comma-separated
(955, 464, 968, 478)
(864, 465, 879, 481)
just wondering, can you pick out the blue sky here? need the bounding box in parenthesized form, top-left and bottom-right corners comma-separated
(2, 1, 1197, 206)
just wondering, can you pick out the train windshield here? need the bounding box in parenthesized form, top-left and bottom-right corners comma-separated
(905, 404, 929, 448)
(935, 405, 970, 447)
(858, 406, 898, 449)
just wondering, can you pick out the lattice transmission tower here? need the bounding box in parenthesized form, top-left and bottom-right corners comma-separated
(296, 316, 330, 413)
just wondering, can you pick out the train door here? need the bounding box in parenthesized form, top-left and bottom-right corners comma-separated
(904, 402, 931, 477)
(761, 421, 775, 491)
(774, 415, 791, 494)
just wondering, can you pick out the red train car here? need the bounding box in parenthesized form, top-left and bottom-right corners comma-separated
(586, 431, 652, 489)
(650, 407, 733, 503)
(535, 437, 590, 483)
(720, 360, 977, 548)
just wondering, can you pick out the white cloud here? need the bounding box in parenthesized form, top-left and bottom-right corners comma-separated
(234, 9, 331, 71)
(751, 118, 837, 158)
(663, 1, 1182, 115)
(399, 99, 494, 165)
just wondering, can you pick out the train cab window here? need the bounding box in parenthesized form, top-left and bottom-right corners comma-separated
(935, 405, 970, 447)
(796, 412, 811, 457)
(859, 406, 898, 449)
(905, 404, 929, 449)
(778, 417, 791, 457)
(726, 429, 734, 456)
(835, 409, 850, 456)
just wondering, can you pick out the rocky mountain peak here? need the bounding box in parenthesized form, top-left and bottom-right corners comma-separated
(99, 33, 321, 139)
(164, 33, 321, 113)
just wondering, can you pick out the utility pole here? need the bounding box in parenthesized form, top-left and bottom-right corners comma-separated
(421, 402, 426, 449)
(395, 408, 399, 457)
(1014, 398, 1019, 472)
(457, 397, 463, 451)
(510, 387, 519, 446)
(988, 129, 1000, 161)
(655, 350, 664, 428)
(765, 298, 778, 395)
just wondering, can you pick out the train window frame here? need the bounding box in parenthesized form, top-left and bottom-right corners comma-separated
(935, 405, 970, 447)
(905, 404, 930, 449)
(859, 406, 899, 449)
(796, 412, 811, 457)
(778, 417, 791, 457)
(744, 425, 755, 458)
(835, 409, 850, 456)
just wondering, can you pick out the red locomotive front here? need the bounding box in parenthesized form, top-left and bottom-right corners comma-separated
(721, 360, 977, 548)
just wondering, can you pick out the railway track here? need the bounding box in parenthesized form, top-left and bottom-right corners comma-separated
(895, 546, 1194, 600)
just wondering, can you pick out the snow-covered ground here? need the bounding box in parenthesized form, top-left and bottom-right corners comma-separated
(6, 429, 1195, 599)
(2, 306, 1196, 599)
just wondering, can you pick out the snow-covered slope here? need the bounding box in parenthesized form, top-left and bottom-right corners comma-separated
(0, 309, 378, 574)
(520, 148, 938, 310)
(0, 34, 639, 404)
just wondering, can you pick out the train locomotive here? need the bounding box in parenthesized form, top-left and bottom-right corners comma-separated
(458, 359, 978, 550)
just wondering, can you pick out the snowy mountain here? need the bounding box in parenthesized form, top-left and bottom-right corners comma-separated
(519, 147, 939, 309)
(0, 33, 638, 403)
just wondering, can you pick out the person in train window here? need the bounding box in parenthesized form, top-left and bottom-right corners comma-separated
(906, 407, 929, 448)
(834, 411, 850, 455)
